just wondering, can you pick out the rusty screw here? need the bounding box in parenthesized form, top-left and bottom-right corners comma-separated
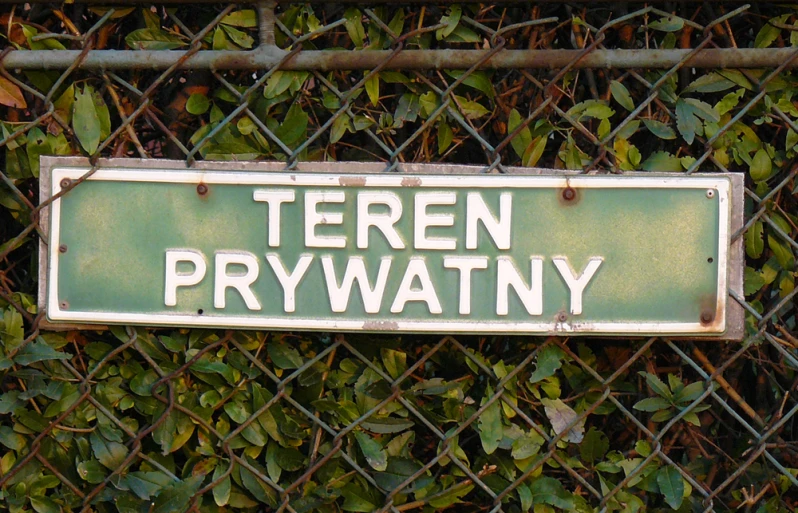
(59, 300, 69, 310)
(197, 183, 208, 195)
(60, 178, 72, 189)
(557, 312, 568, 322)
(58, 244, 67, 253)
(700, 311, 714, 324)
(562, 187, 576, 201)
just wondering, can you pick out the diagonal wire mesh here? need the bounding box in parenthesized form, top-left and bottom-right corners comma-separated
(0, 2, 797, 513)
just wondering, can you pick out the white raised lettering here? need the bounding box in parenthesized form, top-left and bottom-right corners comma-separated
(321, 256, 392, 313)
(466, 193, 512, 250)
(164, 250, 207, 307)
(497, 256, 543, 316)
(214, 252, 261, 310)
(414, 192, 456, 250)
(266, 254, 313, 313)
(305, 192, 346, 248)
(552, 257, 603, 315)
(443, 256, 488, 315)
(390, 258, 442, 314)
(357, 192, 405, 249)
(253, 190, 295, 247)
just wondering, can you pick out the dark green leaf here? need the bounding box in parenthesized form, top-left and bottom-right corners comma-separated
(436, 5, 462, 40)
(341, 483, 378, 512)
(222, 25, 255, 49)
(478, 385, 503, 454)
(445, 70, 495, 98)
(529, 345, 565, 384)
(657, 466, 685, 510)
(13, 337, 71, 365)
(30, 496, 59, 513)
(428, 483, 473, 508)
(768, 235, 795, 270)
(90, 431, 129, 470)
(26, 127, 50, 177)
(642, 151, 683, 172)
(750, 149, 772, 182)
(684, 73, 736, 94)
(580, 428, 609, 464)
(0, 391, 21, 414)
(273, 103, 308, 147)
(529, 476, 575, 509)
(72, 86, 101, 155)
(511, 431, 543, 460)
(360, 417, 414, 434)
(746, 221, 765, 259)
(125, 471, 173, 500)
(374, 457, 430, 491)
(610, 81, 634, 111)
(151, 475, 203, 513)
(129, 369, 159, 396)
(344, 9, 366, 48)
(643, 119, 676, 140)
(240, 461, 278, 506)
(438, 121, 454, 154)
(212, 464, 231, 506)
(355, 431, 388, 471)
(125, 28, 187, 50)
(274, 446, 305, 471)
(267, 342, 303, 369)
(634, 397, 672, 412)
(263, 71, 295, 99)
(675, 381, 705, 403)
(675, 98, 717, 145)
(639, 372, 673, 400)
(0, 426, 26, 451)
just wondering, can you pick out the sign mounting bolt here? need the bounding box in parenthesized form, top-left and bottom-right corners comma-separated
(197, 183, 208, 195)
(562, 187, 576, 201)
(706, 189, 715, 198)
(60, 178, 72, 189)
(700, 311, 714, 324)
(58, 244, 67, 253)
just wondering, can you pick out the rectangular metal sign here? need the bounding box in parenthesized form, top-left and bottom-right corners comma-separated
(40, 158, 743, 337)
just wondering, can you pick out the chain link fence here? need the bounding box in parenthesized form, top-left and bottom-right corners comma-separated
(0, 1, 797, 512)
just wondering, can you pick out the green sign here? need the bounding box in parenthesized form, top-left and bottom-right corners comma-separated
(41, 160, 738, 336)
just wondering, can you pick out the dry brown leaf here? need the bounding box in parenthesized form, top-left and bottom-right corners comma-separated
(0, 76, 26, 108)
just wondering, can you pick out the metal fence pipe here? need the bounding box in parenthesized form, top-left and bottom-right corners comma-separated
(4, 47, 798, 71)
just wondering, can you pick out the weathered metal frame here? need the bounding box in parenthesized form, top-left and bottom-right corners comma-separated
(38, 156, 746, 339)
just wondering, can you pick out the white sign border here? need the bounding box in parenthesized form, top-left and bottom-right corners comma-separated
(42, 162, 734, 336)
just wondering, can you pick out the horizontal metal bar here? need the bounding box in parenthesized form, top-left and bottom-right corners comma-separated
(3, 47, 798, 72)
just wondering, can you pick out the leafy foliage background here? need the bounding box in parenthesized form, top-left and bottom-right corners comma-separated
(1, 2, 797, 513)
